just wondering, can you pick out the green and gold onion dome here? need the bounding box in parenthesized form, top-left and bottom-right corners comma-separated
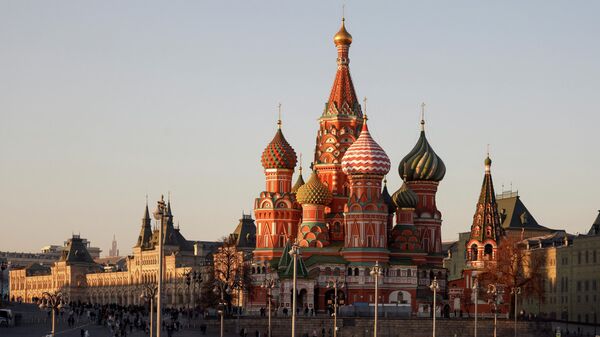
(392, 182, 418, 209)
(261, 128, 297, 170)
(296, 171, 333, 205)
(398, 129, 446, 182)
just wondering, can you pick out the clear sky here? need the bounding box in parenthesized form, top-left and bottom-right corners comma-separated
(1, 1, 599, 255)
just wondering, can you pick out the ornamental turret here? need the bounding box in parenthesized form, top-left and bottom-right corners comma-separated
(291, 161, 305, 194)
(135, 202, 153, 249)
(314, 17, 364, 243)
(296, 170, 333, 249)
(341, 115, 391, 263)
(254, 114, 302, 260)
(397, 103, 445, 263)
(390, 178, 421, 252)
(261, 111, 297, 193)
(466, 154, 505, 267)
(381, 178, 395, 235)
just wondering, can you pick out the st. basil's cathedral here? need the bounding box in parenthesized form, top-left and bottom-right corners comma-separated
(248, 18, 448, 315)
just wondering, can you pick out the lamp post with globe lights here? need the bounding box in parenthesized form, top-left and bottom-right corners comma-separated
(511, 287, 521, 337)
(38, 291, 68, 336)
(0, 260, 7, 306)
(213, 280, 231, 337)
(289, 240, 301, 337)
(327, 277, 345, 337)
(472, 278, 479, 337)
(430, 276, 440, 337)
(185, 270, 202, 320)
(370, 261, 383, 337)
(140, 283, 158, 337)
(261, 276, 279, 337)
(487, 284, 499, 337)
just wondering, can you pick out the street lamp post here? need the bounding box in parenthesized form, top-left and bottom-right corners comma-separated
(472, 278, 479, 337)
(370, 261, 383, 337)
(327, 277, 345, 337)
(185, 271, 202, 324)
(487, 284, 499, 337)
(0, 260, 7, 306)
(232, 275, 244, 332)
(152, 197, 167, 337)
(511, 287, 521, 337)
(213, 281, 230, 337)
(262, 276, 279, 337)
(289, 240, 301, 337)
(140, 284, 158, 337)
(430, 276, 440, 337)
(38, 291, 68, 337)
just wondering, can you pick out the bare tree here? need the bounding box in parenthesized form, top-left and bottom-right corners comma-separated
(212, 237, 253, 311)
(478, 236, 545, 318)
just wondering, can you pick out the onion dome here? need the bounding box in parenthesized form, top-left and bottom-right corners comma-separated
(291, 167, 305, 194)
(341, 120, 391, 176)
(333, 18, 352, 46)
(261, 124, 297, 170)
(392, 182, 418, 209)
(398, 120, 446, 182)
(296, 171, 332, 205)
(381, 178, 395, 214)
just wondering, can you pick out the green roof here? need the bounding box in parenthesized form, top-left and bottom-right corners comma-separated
(304, 255, 347, 267)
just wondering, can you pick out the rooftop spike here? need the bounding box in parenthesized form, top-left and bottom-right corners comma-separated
(277, 102, 282, 129)
(420, 102, 426, 131)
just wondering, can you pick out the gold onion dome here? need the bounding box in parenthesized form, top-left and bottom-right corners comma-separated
(261, 128, 297, 170)
(484, 155, 492, 167)
(398, 128, 446, 182)
(296, 171, 332, 205)
(392, 182, 418, 209)
(333, 18, 352, 46)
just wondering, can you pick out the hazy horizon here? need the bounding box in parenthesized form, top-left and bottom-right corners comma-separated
(2, 1, 599, 255)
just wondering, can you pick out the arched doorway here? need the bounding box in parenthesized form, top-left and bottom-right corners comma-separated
(298, 289, 307, 312)
(389, 290, 411, 305)
(324, 289, 346, 314)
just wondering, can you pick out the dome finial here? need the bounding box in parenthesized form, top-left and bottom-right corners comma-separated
(333, 11, 353, 46)
(298, 153, 303, 174)
(420, 102, 426, 131)
(277, 102, 282, 129)
(485, 144, 492, 172)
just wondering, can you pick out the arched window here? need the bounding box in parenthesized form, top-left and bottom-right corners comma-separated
(348, 267, 353, 276)
(484, 244, 493, 259)
(354, 268, 359, 276)
(471, 244, 479, 261)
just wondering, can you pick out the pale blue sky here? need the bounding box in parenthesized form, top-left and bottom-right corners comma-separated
(1, 1, 599, 254)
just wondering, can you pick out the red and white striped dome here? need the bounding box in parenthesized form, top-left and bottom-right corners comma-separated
(341, 120, 390, 176)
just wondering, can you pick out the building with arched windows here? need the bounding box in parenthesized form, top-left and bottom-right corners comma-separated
(9, 196, 219, 307)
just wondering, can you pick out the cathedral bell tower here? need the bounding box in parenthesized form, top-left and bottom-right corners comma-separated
(466, 154, 505, 268)
(254, 114, 302, 260)
(314, 18, 363, 242)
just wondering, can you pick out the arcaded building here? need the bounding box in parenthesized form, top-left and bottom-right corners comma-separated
(9, 196, 217, 306)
